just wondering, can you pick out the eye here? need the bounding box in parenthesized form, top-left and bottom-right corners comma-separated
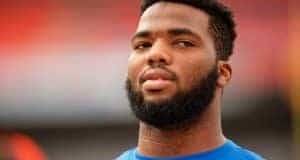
(174, 40, 195, 48)
(133, 42, 152, 51)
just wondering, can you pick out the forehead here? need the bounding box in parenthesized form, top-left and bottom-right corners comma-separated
(137, 2, 210, 36)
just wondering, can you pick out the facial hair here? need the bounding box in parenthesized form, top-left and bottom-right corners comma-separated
(125, 65, 219, 130)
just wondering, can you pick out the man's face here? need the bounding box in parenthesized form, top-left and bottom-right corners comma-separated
(126, 2, 218, 129)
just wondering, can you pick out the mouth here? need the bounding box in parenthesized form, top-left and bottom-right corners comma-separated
(143, 79, 172, 91)
(140, 68, 176, 92)
(141, 68, 176, 81)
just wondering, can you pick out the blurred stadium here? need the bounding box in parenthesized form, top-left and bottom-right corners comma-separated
(0, 0, 297, 159)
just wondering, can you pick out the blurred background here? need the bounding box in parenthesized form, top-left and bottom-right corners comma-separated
(0, 0, 297, 159)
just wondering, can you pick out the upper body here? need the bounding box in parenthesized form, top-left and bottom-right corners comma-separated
(120, 0, 264, 159)
(117, 140, 263, 160)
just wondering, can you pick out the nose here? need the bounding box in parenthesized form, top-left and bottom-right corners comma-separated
(146, 40, 172, 66)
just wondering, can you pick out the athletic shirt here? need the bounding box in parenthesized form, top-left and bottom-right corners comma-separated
(116, 140, 264, 160)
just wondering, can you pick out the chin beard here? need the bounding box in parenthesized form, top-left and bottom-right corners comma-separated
(125, 65, 219, 130)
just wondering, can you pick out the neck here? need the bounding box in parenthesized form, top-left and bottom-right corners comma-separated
(137, 95, 225, 158)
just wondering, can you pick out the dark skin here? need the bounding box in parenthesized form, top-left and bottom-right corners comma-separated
(128, 2, 232, 158)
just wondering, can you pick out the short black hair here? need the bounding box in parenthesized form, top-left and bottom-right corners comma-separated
(140, 0, 237, 61)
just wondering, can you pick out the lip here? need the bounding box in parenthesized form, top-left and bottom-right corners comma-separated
(139, 68, 176, 91)
(140, 68, 176, 83)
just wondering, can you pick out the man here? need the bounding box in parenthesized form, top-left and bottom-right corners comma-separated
(117, 0, 264, 159)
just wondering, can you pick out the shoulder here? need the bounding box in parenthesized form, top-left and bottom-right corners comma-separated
(235, 148, 265, 160)
(228, 141, 265, 160)
(115, 148, 136, 160)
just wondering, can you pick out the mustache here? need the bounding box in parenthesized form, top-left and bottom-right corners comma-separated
(138, 65, 177, 84)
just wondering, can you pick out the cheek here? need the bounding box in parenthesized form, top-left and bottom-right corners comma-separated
(180, 68, 202, 90)
(177, 58, 214, 90)
(127, 54, 145, 87)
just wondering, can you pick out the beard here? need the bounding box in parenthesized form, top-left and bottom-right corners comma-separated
(125, 65, 219, 130)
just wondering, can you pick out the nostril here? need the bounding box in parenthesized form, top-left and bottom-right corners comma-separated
(147, 57, 166, 65)
(159, 58, 166, 63)
(148, 58, 154, 65)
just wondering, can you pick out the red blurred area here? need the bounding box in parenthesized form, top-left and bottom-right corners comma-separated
(222, 0, 288, 91)
(0, 1, 51, 51)
(0, 132, 46, 160)
(0, 0, 289, 95)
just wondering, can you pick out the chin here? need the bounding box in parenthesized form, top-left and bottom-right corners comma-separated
(144, 95, 171, 104)
(143, 96, 170, 105)
(143, 91, 176, 104)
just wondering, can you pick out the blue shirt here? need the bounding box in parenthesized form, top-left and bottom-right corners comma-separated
(116, 140, 264, 160)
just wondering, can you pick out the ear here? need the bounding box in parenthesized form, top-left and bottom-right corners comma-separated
(217, 61, 232, 88)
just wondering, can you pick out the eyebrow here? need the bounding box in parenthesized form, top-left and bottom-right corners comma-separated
(167, 28, 201, 39)
(131, 31, 151, 43)
(131, 28, 202, 42)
